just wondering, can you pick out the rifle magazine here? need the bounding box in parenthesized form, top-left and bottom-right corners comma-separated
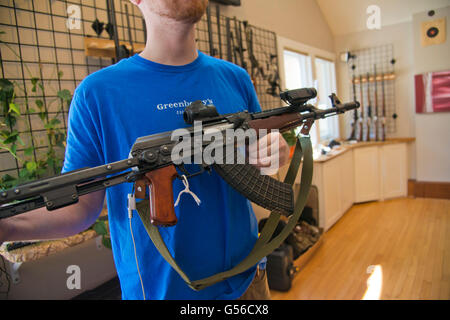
(212, 162, 294, 215)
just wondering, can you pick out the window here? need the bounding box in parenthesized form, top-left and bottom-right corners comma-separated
(315, 57, 338, 141)
(283, 50, 317, 145)
(283, 50, 313, 90)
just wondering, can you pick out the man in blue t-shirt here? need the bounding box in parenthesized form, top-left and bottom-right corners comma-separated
(0, 0, 289, 299)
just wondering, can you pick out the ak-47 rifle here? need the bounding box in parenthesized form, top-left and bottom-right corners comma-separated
(206, 4, 218, 57)
(124, 3, 134, 56)
(233, 17, 247, 71)
(106, 0, 128, 61)
(373, 65, 379, 141)
(243, 21, 265, 85)
(348, 68, 358, 141)
(366, 72, 372, 142)
(358, 74, 365, 141)
(266, 54, 282, 97)
(381, 72, 387, 141)
(216, 4, 223, 59)
(0, 88, 359, 224)
(225, 17, 233, 62)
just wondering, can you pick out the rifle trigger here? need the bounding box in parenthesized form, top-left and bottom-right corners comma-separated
(176, 164, 205, 179)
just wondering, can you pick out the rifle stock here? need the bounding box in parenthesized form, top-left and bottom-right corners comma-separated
(366, 72, 372, 142)
(348, 73, 358, 141)
(359, 75, 364, 142)
(381, 73, 387, 141)
(374, 65, 379, 141)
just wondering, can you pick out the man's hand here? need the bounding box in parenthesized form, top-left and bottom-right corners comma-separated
(248, 132, 290, 175)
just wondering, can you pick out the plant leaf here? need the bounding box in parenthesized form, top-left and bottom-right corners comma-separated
(18, 168, 29, 178)
(0, 78, 14, 93)
(49, 118, 61, 126)
(31, 77, 39, 92)
(8, 102, 20, 115)
(35, 99, 44, 109)
(24, 146, 34, 156)
(57, 89, 72, 102)
(102, 236, 112, 249)
(25, 161, 37, 172)
(93, 220, 108, 236)
(10, 144, 17, 155)
(16, 134, 24, 146)
(3, 130, 19, 144)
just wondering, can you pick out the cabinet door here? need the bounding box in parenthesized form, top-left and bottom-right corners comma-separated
(380, 143, 407, 199)
(353, 146, 380, 203)
(340, 151, 354, 213)
(322, 157, 342, 229)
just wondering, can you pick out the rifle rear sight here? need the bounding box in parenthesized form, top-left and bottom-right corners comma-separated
(279, 87, 317, 106)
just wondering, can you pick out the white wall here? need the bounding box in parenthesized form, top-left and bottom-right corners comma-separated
(412, 7, 450, 182)
(216, 0, 335, 52)
(334, 5, 450, 182)
(316, 0, 450, 36)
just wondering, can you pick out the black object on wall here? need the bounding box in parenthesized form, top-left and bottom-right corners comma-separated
(211, 0, 241, 6)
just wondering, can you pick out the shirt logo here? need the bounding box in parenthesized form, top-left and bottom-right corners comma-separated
(156, 99, 214, 113)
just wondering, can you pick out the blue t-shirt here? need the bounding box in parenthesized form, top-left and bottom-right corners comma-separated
(62, 51, 262, 300)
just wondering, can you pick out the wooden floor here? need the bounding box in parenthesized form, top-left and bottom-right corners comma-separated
(270, 197, 450, 300)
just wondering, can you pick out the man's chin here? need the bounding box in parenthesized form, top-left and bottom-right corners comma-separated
(164, 0, 208, 24)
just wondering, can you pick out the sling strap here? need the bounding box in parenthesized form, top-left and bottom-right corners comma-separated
(135, 135, 313, 291)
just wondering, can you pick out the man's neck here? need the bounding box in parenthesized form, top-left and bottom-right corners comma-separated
(139, 17, 198, 66)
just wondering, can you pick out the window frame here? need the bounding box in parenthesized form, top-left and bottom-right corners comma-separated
(277, 36, 339, 145)
(314, 56, 339, 141)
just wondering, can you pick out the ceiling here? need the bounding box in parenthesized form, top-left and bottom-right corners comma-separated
(316, 0, 450, 36)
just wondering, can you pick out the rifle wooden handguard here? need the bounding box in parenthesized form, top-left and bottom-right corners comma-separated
(249, 113, 302, 133)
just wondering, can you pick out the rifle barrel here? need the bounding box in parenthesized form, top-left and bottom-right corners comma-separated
(0, 158, 139, 205)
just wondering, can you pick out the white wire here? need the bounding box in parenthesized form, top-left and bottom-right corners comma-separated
(128, 197, 146, 300)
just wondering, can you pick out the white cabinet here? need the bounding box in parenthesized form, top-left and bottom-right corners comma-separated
(353, 143, 407, 203)
(322, 156, 342, 228)
(380, 143, 407, 199)
(274, 142, 408, 231)
(353, 146, 380, 203)
(313, 150, 354, 230)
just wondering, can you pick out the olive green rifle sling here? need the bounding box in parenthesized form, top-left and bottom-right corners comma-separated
(135, 135, 313, 291)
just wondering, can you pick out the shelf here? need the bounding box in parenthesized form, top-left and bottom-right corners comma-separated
(351, 72, 396, 84)
(313, 137, 415, 163)
(84, 37, 145, 58)
(0, 209, 109, 263)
